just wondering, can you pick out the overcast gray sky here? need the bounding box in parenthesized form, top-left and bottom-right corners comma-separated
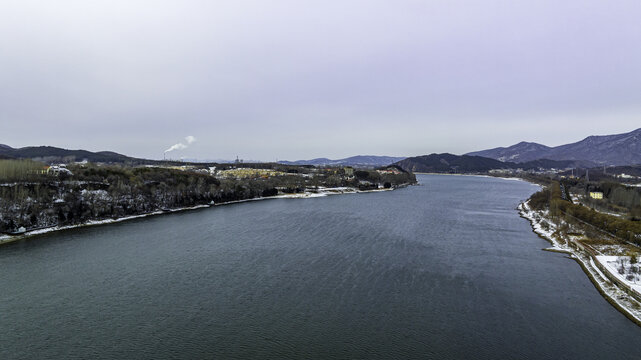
(1, 0, 640, 161)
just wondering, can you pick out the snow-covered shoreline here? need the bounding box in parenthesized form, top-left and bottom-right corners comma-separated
(519, 201, 641, 326)
(0, 185, 401, 246)
(0, 204, 211, 246)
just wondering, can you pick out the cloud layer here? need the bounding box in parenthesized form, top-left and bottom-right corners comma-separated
(1, 1, 640, 160)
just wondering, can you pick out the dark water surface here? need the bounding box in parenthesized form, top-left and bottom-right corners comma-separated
(1, 175, 640, 359)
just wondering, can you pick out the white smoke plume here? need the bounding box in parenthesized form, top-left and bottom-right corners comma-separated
(165, 136, 196, 153)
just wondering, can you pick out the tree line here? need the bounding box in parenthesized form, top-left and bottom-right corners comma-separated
(528, 181, 641, 245)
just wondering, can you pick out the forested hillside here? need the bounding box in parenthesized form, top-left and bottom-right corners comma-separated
(0, 160, 415, 234)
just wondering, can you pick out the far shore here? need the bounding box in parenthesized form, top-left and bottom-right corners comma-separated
(0, 185, 405, 247)
(414, 172, 531, 183)
(415, 172, 519, 178)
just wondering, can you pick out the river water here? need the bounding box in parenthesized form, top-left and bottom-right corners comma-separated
(1, 174, 640, 359)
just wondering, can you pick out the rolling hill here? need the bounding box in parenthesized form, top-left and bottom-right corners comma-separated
(394, 153, 584, 173)
(0, 144, 144, 164)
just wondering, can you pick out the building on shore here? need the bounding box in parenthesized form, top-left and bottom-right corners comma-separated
(589, 191, 604, 200)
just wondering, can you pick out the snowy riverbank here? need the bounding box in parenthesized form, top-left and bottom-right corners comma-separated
(519, 200, 641, 326)
(0, 204, 210, 246)
(413, 173, 527, 182)
(0, 185, 399, 246)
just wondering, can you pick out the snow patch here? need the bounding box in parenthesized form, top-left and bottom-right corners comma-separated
(597, 256, 641, 295)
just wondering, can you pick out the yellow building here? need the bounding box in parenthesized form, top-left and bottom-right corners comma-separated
(589, 191, 603, 200)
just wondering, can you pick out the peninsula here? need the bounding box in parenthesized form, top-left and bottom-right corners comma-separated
(0, 158, 416, 243)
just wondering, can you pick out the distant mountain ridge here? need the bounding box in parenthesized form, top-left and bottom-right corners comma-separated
(467, 142, 552, 162)
(394, 153, 584, 173)
(6, 128, 639, 169)
(279, 155, 406, 167)
(0, 144, 405, 168)
(467, 128, 641, 166)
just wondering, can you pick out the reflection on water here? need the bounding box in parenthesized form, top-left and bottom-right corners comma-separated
(1, 175, 640, 359)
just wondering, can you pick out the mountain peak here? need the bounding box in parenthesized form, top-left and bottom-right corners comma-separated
(466, 128, 641, 166)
